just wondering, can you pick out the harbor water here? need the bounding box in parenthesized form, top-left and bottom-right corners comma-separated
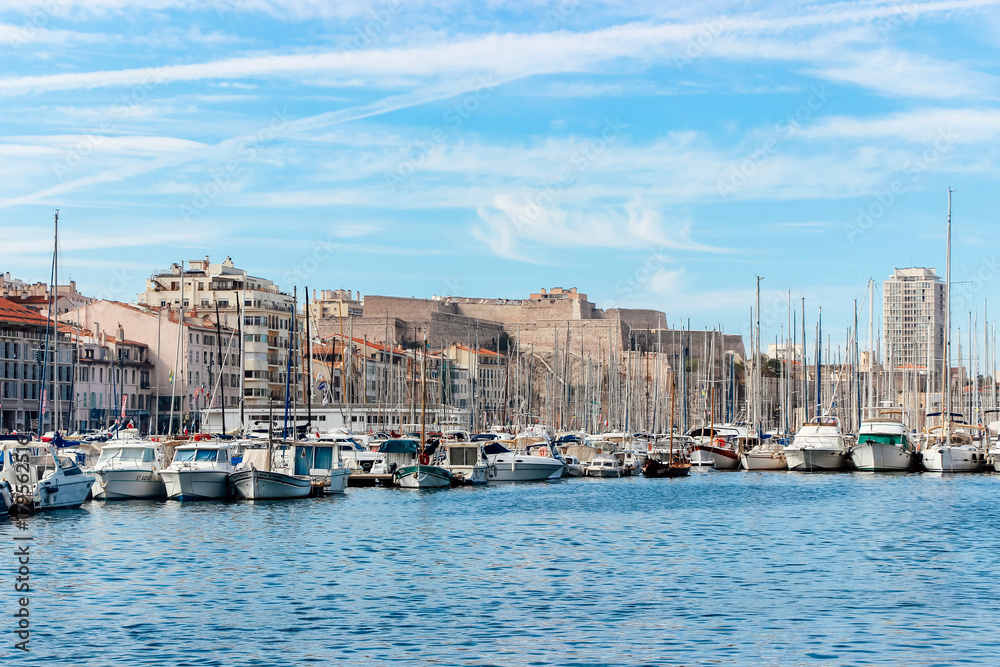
(7, 471, 1000, 666)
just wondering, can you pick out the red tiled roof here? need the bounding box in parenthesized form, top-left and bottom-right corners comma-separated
(0, 297, 51, 327)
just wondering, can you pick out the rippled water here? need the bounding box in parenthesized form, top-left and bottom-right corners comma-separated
(5, 471, 1000, 666)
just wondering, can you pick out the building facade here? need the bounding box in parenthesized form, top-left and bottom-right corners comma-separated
(0, 297, 71, 433)
(136, 256, 297, 409)
(883, 268, 946, 377)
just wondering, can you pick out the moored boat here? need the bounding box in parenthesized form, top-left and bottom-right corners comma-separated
(784, 417, 848, 472)
(850, 410, 915, 472)
(160, 441, 235, 501)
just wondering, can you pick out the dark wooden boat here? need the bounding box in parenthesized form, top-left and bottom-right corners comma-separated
(642, 457, 691, 478)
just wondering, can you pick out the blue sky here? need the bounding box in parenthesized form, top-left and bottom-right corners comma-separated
(2, 0, 1000, 347)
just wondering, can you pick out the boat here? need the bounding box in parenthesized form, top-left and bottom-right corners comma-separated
(585, 453, 622, 478)
(920, 427, 985, 473)
(382, 438, 453, 489)
(556, 453, 586, 477)
(989, 435, 1000, 472)
(160, 441, 235, 500)
(687, 424, 743, 470)
(230, 445, 312, 500)
(91, 441, 167, 499)
(921, 193, 986, 474)
(741, 439, 788, 471)
(483, 441, 565, 482)
(642, 455, 691, 478)
(783, 417, 849, 471)
(290, 441, 350, 493)
(439, 442, 491, 485)
(850, 410, 915, 472)
(0, 480, 12, 515)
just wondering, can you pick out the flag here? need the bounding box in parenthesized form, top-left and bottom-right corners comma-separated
(40, 389, 47, 416)
(121, 394, 128, 421)
(168, 369, 174, 384)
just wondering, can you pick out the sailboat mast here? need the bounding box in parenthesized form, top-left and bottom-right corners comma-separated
(52, 210, 60, 435)
(943, 189, 953, 443)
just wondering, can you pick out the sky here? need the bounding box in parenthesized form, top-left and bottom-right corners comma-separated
(2, 0, 1000, 348)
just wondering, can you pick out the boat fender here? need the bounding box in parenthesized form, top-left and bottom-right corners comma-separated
(419, 453, 430, 466)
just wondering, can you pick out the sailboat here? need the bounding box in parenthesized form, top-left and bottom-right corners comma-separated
(391, 337, 453, 488)
(3, 212, 96, 510)
(922, 190, 986, 473)
(741, 277, 788, 471)
(230, 441, 313, 500)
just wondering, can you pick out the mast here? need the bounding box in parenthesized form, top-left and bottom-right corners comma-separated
(943, 188, 953, 445)
(52, 210, 60, 435)
(306, 288, 313, 431)
(420, 333, 427, 460)
(215, 300, 226, 434)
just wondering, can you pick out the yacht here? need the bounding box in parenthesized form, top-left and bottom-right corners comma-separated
(989, 434, 1000, 472)
(230, 445, 313, 500)
(483, 442, 564, 482)
(850, 411, 915, 472)
(91, 441, 167, 499)
(920, 428, 985, 473)
(784, 417, 849, 471)
(741, 434, 787, 471)
(439, 442, 490, 485)
(586, 453, 623, 478)
(160, 441, 235, 501)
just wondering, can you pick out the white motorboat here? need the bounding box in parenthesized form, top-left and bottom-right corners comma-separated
(230, 447, 312, 500)
(0, 442, 95, 510)
(91, 441, 167, 499)
(850, 411, 915, 472)
(558, 454, 586, 477)
(585, 453, 622, 478)
(989, 436, 1000, 472)
(483, 442, 564, 482)
(291, 441, 350, 494)
(741, 439, 788, 471)
(784, 417, 849, 472)
(160, 441, 235, 501)
(613, 449, 647, 476)
(439, 443, 491, 485)
(920, 429, 985, 473)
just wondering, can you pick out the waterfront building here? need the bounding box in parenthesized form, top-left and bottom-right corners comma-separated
(0, 297, 72, 433)
(61, 300, 239, 434)
(883, 268, 945, 385)
(64, 323, 155, 433)
(136, 256, 298, 410)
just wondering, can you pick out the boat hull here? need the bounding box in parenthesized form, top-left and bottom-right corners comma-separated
(850, 444, 914, 472)
(312, 468, 350, 494)
(488, 455, 564, 482)
(230, 469, 312, 500)
(442, 464, 489, 485)
(740, 451, 787, 471)
(93, 469, 166, 500)
(161, 470, 231, 501)
(921, 447, 984, 473)
(784, 448, 848, 472)
(36, 474, 95, 510)
(990, 449, 1000, 472)
(586, 467, 622, 478)
(692, 445, 740, 470)
(394, 465, 452, 488)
